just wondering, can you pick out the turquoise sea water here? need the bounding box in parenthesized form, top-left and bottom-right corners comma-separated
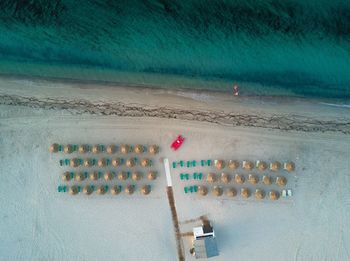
(0, 0, 349, 99)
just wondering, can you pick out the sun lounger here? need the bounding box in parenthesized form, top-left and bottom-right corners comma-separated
(192, 160, 196, 167)
(180, 173, 185, 180)
(282, 190, 287, 197)
(193, 186, 198, 192)
(185, 174, 189, 180)
(58, 145, 63, 152)
(179, 160, 184, 167)
(287, 189, 292, 196)
(186, 161, 191, 167)
(207, 160, 212, 166)
(59, 160, 63, 166)
(64, 159, 70, 165)
(189, 186, 194, 193)
(193, 172, 197, 179)
(198, 173, 203, 180)
(92, 159, 97, 165)
(184, 187, 189, 193)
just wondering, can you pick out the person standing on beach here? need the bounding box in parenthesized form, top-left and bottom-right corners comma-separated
(233, 84, 239, 96)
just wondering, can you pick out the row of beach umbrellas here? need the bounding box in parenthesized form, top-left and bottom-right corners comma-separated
(205, 173, 287, 186)
(58, 184, 151, 195)
(50, 143, 159, 155)
(213, 160, 295, 172)
(197, 186, 281, 200)
(62, 170, 157, 182)
(62, 157, 152, 168)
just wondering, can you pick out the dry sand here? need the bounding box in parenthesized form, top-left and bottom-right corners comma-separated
(0, 77, 350, 261)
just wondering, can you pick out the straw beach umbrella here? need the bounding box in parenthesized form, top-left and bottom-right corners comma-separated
(118, 171, 128, 180)
(235, 174, 245, 184)
(84, 158, 93, 167)
(120, 144, 130, 154)
(49, 143, 59, 153)
(104, 171, 114, 181)
(255, 189, 265, 199)
(262, 175, 272, 185)
(91, 145, 101, 154)
(70, 158, 80, 168)
(96, 185, 106, 195)
(134, 144, 144, 154)
(89, 171, 99, 181)
(126, 158, 135, 167)
(207, 173, 217, 183)
(147, 171, 157, 180)
(228, 160, 239, 170)
(64, 144, 73, 154)
(111, 185, 121, 195)
(243, 161, 254, 170)
(75, 172, 85, 182)
(241, 188, 250, 198)
(112, 158, 121, 167)
(214, 160, 225, 170)
(106, 144, 116, 154)
(97, 158, 107, 167)
(221, 173, 231, 183)
(83, 185, 93, 195)
(257, 161, 268, 171)
(198, 186, 208, 196)
(69, 186, 79, 195)
(284, 161, 295, 172)
(276, 176, 287, 186)
(149, 145, 159, 155)
(269, 190, 280, 200)
(248, 174, 259, 185)
(62, 171, 71, 182)
(141, 185, 151, 195)
(125, 185, 134, 195)
(270, 161, 281, 171)
(78, 144, 88, 153)
(132, 171, 142, 181)
(213, 186, 223, 197)
(141, 158, 150, 167)
(226, 187, 237, 197)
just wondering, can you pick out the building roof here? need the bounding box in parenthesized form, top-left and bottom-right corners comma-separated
(194, 237, 219, 259)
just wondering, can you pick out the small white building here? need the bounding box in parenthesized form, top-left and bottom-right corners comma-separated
(191, 222, 219, 259)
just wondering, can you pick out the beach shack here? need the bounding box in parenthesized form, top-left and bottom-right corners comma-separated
(191, 222, 219, 259)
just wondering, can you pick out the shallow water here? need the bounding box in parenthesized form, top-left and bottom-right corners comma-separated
(0, 0, 349, 98)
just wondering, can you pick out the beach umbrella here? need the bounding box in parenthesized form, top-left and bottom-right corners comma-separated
(97, 158, 107, 167)
(262, 175, 272, 185)
(226, 187, 237, 197)
(214, 160, 225, 170)
(241, 188, 250, 198)
(149, 145, 159, 155)
(112, 158, 121, 167)
(257, 161, 268, 171)
(83, 185, 93, 195)
(228, 160, 239, 170)
(125, 185, 134, 195)
(64, 144, 73, 154)
(243, 161, 254, 170)
(147, 171, 157, 180)
(118, 171, 128, 180)
(106, 144, 116, 154)
(89, 171, 99, 181)
(141, 158, 150, 167)
(141, 185, 151, 195)
(276, 176, 287, 186)
(49, 143, 59, 153)
(69, 185, 79, 195)
(111, 185, 121, 195)
(235, 174, 245, 184)
(198, 186, 208, 196)
(104, 171, 114, 181)
(270, 161, 281, 171)
(62, 171, 71, 182)
(134, 144, 144, 154)
(248, 174, 259, 185)
(70, 158, 80, 168)
(78, 144, 88, 153)
(96, 185, 106, 195)
(206, 173, 217, 183)
(221, 173, 231, 183)
(84, 158, 93, 167)
(255, 189, 265, 199)
(284, 161, 295, 172)
(269, 190, 280, 200)
(91, 145, 101, 154)
(132, 171, 142, 181)
(120, 144, 130, 154)
(126, 158, 135, 167)
(213, 186, 223, 197)
(75, 172, 85, 182)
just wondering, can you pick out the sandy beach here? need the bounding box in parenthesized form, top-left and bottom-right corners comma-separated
(1, 77, 350, 261)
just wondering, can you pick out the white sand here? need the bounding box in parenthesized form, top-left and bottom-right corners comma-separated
(1, 77, 350, 261)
